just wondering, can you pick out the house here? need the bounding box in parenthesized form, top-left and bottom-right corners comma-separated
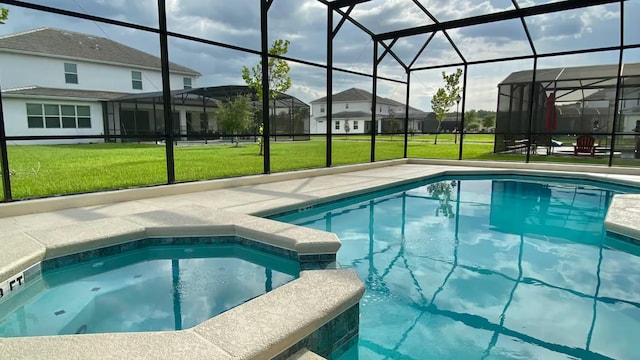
(495, 62, 640, 152)
(0, 27, 201, 144)
(310, 88, 428, 135)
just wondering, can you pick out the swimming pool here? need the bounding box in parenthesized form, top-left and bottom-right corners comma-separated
(272, 175, 640, 360)
(0, 242, 299, 337)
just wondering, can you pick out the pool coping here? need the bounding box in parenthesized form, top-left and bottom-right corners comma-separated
(1, 161, 640, 359)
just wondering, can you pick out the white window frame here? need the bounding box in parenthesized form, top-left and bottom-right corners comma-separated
(335, 120, 340, 130)
(132, 71, 143, 90)
(64, 63, 78, 84)
(183, 77, 192, 89)
(26, 104, 91, 129)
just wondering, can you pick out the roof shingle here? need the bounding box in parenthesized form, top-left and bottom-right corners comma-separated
(0, 28, 201, 76)
(2, 86, 128, 100)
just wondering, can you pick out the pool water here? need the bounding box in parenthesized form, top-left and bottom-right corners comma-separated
(273, 176, 640, 360)
(0, 244, 299, 337)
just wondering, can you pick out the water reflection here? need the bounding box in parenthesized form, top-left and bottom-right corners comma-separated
(276, 178, 639, 360)
(0, 245, 299, 336)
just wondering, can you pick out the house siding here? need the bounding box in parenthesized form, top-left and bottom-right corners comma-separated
(0, 52, 196, 93)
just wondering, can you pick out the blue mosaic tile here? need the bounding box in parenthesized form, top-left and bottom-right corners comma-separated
(272, 303, 360, 360)
(299, 254, 336, 270)
(40, 235, 331, 271)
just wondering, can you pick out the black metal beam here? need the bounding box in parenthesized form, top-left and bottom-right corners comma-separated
(374, 0, 622, 41)
(458, 65, 467, 160)
(261, 0, 271, 174)
(261, 52, 407, 84)
(332, 6, 375, 38)
(409, 0, 466, 64)
(408, 32, 435, 70)
(1, 0, 158, 34)
(378, 40, 408, 71)
(511, 0, 537, 57)
(332, 5, 355, 39)
(525, 57, 538, 163)
(377, 38, 397, 64)
(403, 71, 410, 158)
(327, 5, 333, 168)
(411, 43, 639, 72)
(609, 0, 625, 167)
(329, 0, 371, 9)
(0, 86, 12, 201)
(333, 67, 406, 84)
(157, 0, 175, 184)
(371, 41, 378, 163)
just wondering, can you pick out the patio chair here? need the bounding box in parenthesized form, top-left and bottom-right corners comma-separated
(573, 135, 596, 156)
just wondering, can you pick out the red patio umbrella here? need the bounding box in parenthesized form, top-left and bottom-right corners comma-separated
(545, 92, 558, 131)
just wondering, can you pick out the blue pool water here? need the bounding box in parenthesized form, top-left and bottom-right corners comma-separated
(273, 176, 640, 360)
(0, 244, 299, 337)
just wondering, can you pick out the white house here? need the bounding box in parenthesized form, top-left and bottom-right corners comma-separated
(0, 27, 201, 144)
(310, 87, 427, 135)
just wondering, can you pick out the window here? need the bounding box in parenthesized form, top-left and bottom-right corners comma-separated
(77, 106, 91, 128)
(183, 77, 192, 89)
(25, 104, 91, 129)
(335, 120, 340, 130)
(26, 104, 44, 128)
(61, 105, 76, 128)
(132, 71, 143, 90)
(44, 105, 61, 128)
(345, 103, 349, 109)
(64, 63, 78, 84)
(353, 120, 358, 130)
(320, 104, 325, 113)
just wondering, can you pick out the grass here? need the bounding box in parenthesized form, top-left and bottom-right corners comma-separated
(1, 137, 638, 200)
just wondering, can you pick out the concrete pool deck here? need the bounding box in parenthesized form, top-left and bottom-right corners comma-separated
(1, 159, 640, 359)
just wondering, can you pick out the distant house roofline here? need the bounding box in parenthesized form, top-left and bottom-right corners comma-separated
(0, 27, 201, 76)
(2, 86, 128, 101)
(310, 87, 427, 114)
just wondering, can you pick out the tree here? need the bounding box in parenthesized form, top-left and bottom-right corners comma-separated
(430, 68, 463, 144)
(466, 123, 480, 132)
(386, 109, 401, 140)
(242, 39, 291, 155)
(343, 121, 350, 139)
(464, 110, 477, 127)
(0, 8, 8, 24)
(427, 181, 457, 218)
(482, 115, 496, 129)
(257, 123, 264, 155)
(215, 95, 253, 147)
(463, 110, 480, 132)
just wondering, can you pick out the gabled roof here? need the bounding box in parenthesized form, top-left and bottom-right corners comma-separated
(310, 87, 427, 114)
(311, 87, 400, 105)
(500, 62, 640, 85)
(0, 28, 201, 76)
(311, 88, 371, 103)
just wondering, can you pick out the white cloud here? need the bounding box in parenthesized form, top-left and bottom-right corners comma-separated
(0, 1, 628, 109)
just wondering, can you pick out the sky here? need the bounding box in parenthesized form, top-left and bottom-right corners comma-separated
(0, 0, 638, 112)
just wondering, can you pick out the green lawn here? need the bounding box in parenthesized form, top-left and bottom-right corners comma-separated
(1, 137, 638, 200)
